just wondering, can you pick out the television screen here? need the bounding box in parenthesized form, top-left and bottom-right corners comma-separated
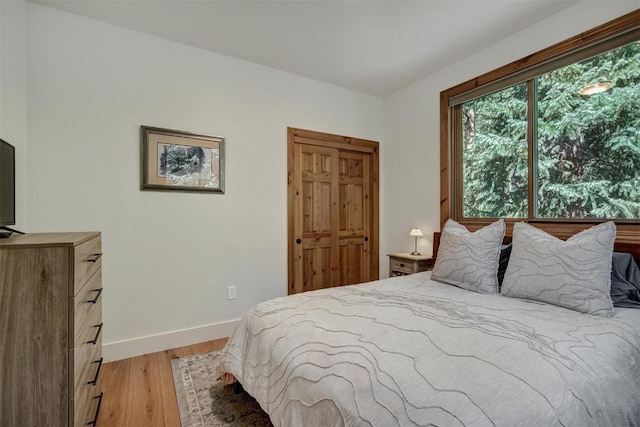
(0, 139, 16, 226)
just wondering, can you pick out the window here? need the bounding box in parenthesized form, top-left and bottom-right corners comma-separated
(442, 11, 639, 242)
(462, 83, 528, 218)
(535, 42, 639, 219)
(460, 42, 639, 220)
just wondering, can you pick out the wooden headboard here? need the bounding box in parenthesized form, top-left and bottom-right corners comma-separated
(432, 231, 640, 265)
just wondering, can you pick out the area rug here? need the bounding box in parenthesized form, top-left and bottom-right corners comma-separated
(171, 350, 272, 427)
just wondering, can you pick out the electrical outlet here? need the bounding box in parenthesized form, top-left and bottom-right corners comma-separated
(227, 286, 237, 300)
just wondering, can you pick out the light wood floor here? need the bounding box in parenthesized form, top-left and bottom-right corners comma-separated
(97, 337, 228, 426)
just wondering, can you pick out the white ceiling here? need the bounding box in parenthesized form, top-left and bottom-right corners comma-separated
(30, 0, 580, 96)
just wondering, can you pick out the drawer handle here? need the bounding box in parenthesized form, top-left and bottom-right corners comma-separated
(87, 392, 104, 427)
(87, 253, 103, 263)
(399, 263, 405, 267)
(87, 288, 103, 304)
(87, 323, 103, 345)
(88, 357, 104, 386)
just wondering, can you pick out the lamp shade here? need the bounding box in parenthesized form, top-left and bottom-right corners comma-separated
(410, 228, 423, 237)
(579, 80, 611, 96)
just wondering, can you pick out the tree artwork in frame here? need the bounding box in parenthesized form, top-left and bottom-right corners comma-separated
(141, 126, 225, 193)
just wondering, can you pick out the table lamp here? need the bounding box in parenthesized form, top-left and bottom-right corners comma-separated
(410, 228, 423, 255)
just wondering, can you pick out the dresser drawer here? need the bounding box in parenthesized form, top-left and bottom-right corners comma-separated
(71, 309, 103, 395)
(71, 268, 102, 347)
(71, 374, 102, 427)
(390, 258, 415, 274)
(71, 340, 103, 427)
(73, 236, 102, 295)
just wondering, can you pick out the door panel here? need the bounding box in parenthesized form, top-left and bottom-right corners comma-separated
(338, 151, 370, 285)
(302, 241, 333, 292)
(294, 143, 339, 293)
(338, 240, 365, 285)
(289, 128, 378, 294)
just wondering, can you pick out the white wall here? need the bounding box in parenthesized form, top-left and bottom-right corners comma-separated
(26, 3, 383, 360)
(382, 1, 638, 262)
(0, 0, 28, 231)
(17, 0, 638, 360)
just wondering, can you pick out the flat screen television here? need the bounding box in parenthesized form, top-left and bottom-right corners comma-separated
(0, 138, 16, 227)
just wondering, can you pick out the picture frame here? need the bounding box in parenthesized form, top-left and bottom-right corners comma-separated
(140, 126, 225, 193)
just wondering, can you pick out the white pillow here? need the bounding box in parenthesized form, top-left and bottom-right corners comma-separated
(432, 219, 505, 294)
(501, 221, 615, 317)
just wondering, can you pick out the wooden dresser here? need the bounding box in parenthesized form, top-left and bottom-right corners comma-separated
(0, 232, 104, 426)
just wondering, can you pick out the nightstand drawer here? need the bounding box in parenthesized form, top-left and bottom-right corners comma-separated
(390, 258, 414, 274)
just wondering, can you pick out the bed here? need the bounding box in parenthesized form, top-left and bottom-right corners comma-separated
(217, 221, 640, 426)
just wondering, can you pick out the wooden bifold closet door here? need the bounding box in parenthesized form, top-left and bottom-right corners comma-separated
(288, 128, 379, 294)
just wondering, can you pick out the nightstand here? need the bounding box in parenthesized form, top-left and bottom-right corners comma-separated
(388, 253, 434, 277)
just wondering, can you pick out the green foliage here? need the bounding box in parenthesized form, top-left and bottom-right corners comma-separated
(462, 83, 528, 218)
(462, 41, 640, 219)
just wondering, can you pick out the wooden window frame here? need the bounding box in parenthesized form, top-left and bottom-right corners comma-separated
(439, 10, 640, 245)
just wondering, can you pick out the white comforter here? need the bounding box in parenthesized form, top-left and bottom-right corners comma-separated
(217, 272, 640, 426)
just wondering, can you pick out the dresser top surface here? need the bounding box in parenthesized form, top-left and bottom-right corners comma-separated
(0, 232, 100, 249)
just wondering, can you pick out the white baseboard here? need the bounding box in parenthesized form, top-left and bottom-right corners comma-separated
(102, 319, 240, 362)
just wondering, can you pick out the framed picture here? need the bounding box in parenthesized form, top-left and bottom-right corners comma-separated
(141, 126, 225, 193)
